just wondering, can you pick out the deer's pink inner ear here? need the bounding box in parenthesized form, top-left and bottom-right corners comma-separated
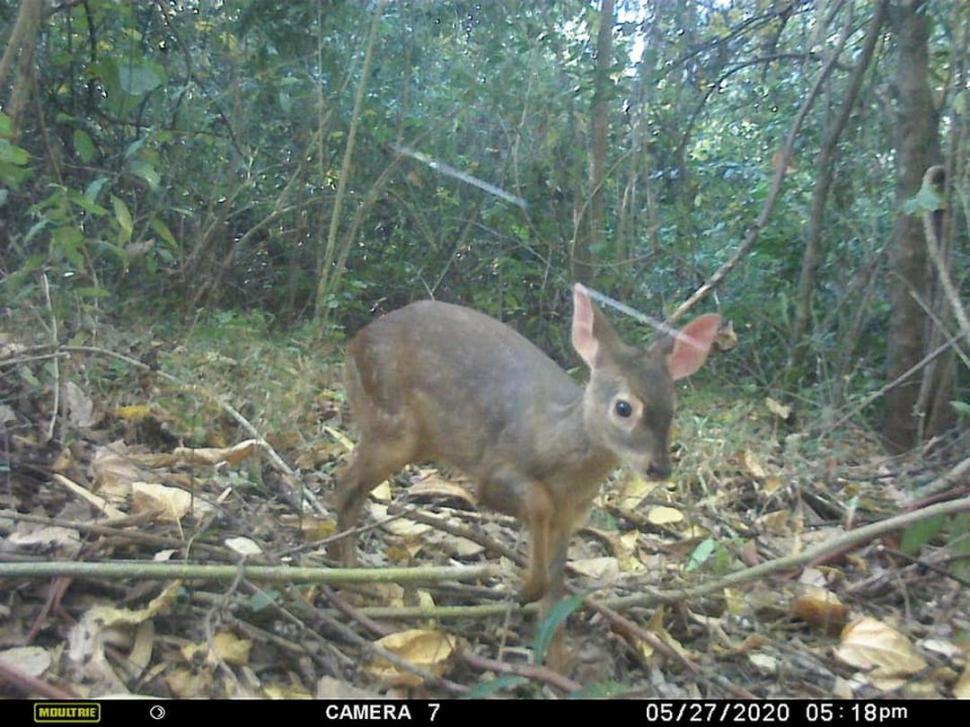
(571, 284, 599, 367)
(666, 313, 720, 381)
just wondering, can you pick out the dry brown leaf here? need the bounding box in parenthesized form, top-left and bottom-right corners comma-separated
(126, 622, 155, 676)
(790, 586, 849, 631)
(569, 556, 620, 581)
(369, 503, 431, 536)
(263, 684, 313, 699)
(757, 510, 790, 535)
(174, 439, 258, 467)
(53, 473, 127, 518)
(131, 481, 215, 521)
(294, 440, 344, 469)
(0, 646, 51, 678)
(315, 676, 381, 699)
(7, 524, 82, 558)
(835, 617, 928, 678)
(296, 515, 337, 542)
(166, 667, 213, 698)
(748, 652, 778, 674)
(90, 442, 147, 500)
(225, 537, 263, 556)
(408, 470, 477, 507)
(735, 634, 768, 654)
(67, 583, 180, 694)
(65, 382, 96, 427)
(365, 629, 456, 687)
(741, 450, 766, 479)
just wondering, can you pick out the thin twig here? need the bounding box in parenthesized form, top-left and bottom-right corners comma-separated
(41, 273, 59, 444)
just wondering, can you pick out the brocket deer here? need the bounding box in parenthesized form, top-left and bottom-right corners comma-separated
(332, 284, 719, 610)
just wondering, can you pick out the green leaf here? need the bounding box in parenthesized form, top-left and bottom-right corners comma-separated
(150, 218, 178, 249)
(85, 176, 109, 203)
(950, 401, 970, 418)
(124, 138, 146, 159)
(0, 160, 32, 186)
(68, 190, 108, 217)
(0, 139, 29, 165)
(532, 592, 585, 665)
(0, 111, 11, 137)
(0, 189, 7, 207)
(686, 537, 716, 572)
(129, 159, 160, 190)
(900, 514, 946, 557)
(111, 195, 134, 243)
(246, 589, 280, 612)
(73, 129, 96, 163)
(74, 286, 110, 298)
(118, 63, 163, 95)
(902, 185, 943, 215)
(52, 226, 86, 268)
(25, 219, 49, 243)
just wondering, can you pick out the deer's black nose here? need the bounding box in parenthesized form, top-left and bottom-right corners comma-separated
(646, 462, 671, 480)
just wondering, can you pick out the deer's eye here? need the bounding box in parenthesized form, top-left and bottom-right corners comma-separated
(615, 400, 633, 418)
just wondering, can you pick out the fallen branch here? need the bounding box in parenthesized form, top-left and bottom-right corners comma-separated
(0, 560, 496, 586)
(610, 496, 970, 610)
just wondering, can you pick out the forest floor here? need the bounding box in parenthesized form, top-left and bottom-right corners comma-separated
(1, 311, 968, 700)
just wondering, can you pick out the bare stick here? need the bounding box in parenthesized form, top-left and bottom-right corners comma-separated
(610, 496, 970, 610)
(0, 560, 497, 586)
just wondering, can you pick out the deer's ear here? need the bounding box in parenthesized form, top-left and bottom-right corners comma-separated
(571, 284, 598, 367)
(666, 314, 720, 381)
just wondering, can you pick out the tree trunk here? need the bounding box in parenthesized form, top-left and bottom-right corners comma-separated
(0, 0, 44, 139)
(572, 0, 613, 286)
(883, 2, 943, 452)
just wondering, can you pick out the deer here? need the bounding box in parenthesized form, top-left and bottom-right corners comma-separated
(331, 284, 719, 656)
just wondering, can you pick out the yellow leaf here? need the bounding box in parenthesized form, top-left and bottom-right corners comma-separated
(763, 476, 783, 495)
(116, 404, 152, 421)
(647, 506, 683, 525)
(365, 629, 456, 687)
(616, 473, 659, 510)
(213, 631, 252, 666)
(765, 397, 791, 420)
(835, 617, 928, 677)
(324, 425, 356, 452)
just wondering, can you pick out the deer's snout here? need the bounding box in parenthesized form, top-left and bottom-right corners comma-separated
(645, 460, 671, 480)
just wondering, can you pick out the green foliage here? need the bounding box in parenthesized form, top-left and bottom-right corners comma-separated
(531, 592, 586, 666)
(1, 0, 965, 419)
